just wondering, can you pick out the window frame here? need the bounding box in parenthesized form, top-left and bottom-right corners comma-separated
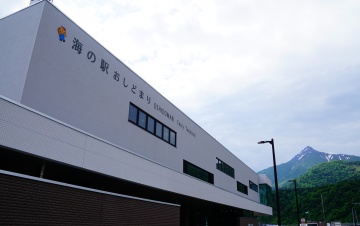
(237, 181, 248, 195)
(249, 180, 258, 192)
(216, 158, 235, 178)
(128, 103, 177, 147)
(183, 160, 214, 184)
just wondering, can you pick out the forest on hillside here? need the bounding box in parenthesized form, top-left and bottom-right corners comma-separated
(258, 161, 360, 225)
(295, 161, 360, 188)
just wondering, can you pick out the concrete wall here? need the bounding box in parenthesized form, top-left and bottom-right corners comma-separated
(0, 97, 272, 215)
(0, 1, 271, 208)
(0, 3, 44, 102)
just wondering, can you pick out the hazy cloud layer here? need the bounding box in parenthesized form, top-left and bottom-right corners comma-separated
(2, 0, 360, 172)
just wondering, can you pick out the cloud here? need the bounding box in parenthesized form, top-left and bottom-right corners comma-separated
(2, 0, 360, 172)
(0, 0, 28, 18)
(46, 0, 360, 171)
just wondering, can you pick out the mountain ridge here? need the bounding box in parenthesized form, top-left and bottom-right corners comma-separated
(257, 146, 360, 187)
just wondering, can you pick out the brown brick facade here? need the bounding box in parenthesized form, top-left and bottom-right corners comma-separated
(237, 217, 259, 226)
(0, 173, 180, 225)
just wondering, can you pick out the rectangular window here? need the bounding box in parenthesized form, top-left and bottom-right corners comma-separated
(147, 116, 155, 133)
(216, 158, 235, 178)
(237, 181, 248, 195)
(170, 131, 176, 146)
(249, 180, 258, 192)
(259, 184, 271, 206)
(128, 103, 176, 147)
(138, 110, 146, 129)
(128, 104, 138, 124)
(163, 127, 169, 142)
(183, 160, 214, 184)
(155, 121, 163, 138)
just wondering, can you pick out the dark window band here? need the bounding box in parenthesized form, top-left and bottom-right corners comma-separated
(216, 158, 234, 178)
(128, 103, 176, 147)
(237, 181, 248, 195)
(249, 180, 258, 192)
(183, 160, 214, 184)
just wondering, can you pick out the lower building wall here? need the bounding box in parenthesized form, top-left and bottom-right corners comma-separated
(0, 172, 180, 225)
(0, 97, 272, 216)
(237, 217, 259, 226)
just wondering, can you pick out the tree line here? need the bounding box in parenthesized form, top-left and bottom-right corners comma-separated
(258, 161, 360, 224)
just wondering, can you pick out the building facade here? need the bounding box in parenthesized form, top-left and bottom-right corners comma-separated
(0, 1, 272, 225)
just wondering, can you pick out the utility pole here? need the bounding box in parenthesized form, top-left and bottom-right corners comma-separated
(321, 194, 326, 223)
(353, 202, 360, 226)
(288, 179, 300, 225)
(258, 139, 282, 226)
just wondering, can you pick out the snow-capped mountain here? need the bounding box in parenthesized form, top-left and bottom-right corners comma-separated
(257, 146, 360, 187)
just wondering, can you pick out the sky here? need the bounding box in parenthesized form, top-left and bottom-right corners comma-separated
(1, 0, 360, 172)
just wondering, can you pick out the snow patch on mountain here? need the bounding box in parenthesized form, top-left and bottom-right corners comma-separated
(325, 155, 332, 162)
(298, 154, 305, 160)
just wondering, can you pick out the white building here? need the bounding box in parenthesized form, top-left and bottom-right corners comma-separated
(0, 1, 272, 225)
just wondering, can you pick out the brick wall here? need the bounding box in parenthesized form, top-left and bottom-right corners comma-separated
(237, 217, 259, 226)
(0, 173, 180, 225)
